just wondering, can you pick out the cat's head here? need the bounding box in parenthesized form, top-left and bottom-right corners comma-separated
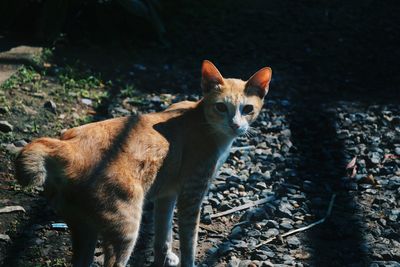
(201, 60, 272, 138)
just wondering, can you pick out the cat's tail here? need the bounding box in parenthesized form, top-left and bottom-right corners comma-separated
(15, 137, 66, 188)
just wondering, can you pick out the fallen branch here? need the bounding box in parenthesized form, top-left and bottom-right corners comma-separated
(0, 205, 26, 214)
(230, 145, 256, 153)
(256, 193, 336, 248)
(210, 196, 275, 219)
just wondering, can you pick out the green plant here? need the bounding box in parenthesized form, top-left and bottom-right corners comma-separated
(0, 67, 40, 90)
(120, 84, 136, 97)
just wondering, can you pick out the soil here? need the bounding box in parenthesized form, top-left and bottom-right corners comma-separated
(0, 0, 399, 266)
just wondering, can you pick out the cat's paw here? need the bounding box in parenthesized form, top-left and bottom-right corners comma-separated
(165, 251, 179, 267)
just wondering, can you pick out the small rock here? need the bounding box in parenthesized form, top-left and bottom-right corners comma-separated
(247, 229, 262, 238)
(230, 226, 243, 239)
(238, 260, 254, 267)
(218, 242, 234, 256)
(232, 240, 248, 250)
(4, 143, 21, 155)
(261, 260, 274, 267)
(265, 228, 279, 238)
(44, 100, 57, 113)
(114, 107, 130, 115)
(228, 258, 241, 267)
(395, 147, 400, 156)
(266, 220, 279, 228)
(81, 98, 93, 106)
(14, 140, 28, 147)
(203, 205, 213, 215)
(277, 201, 293, 218)
(280, 221, 293, 230)
(287, 236, 301, 248)
(0, 121, 13, 133)
(218, 201, 232, 211)
(207, 246, 219, 255)
(0, 234, 10, 242)
(369, 152, 381, 165)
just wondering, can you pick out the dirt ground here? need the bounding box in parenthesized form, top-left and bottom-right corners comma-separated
(1, 0, 399, 266)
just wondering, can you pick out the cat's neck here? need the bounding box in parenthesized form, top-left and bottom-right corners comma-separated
(194, 99, 236, 149)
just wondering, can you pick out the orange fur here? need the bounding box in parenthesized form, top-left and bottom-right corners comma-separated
(15, 61, 272, 267)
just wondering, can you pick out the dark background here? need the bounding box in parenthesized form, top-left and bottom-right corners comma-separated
(1, 0, 399, 100)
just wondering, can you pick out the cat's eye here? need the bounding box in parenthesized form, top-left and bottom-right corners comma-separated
(215, 103, 228, 113)
(242, 105, 254, 115)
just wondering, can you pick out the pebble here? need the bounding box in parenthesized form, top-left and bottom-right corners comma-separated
(230, 226, 243, 239)
(203, 205, 213, 215)
(369, 152, 381, 165)
(0, 120, 13, 132)
(266, 220, 279, 228)
(286, 236, 301, 248)
(277, 201, 293, 218)
(14, 139, 28, 147)
(4, 143, 21, 154)
(81, 98, 93, 106)
(265, 228, 279, 238)
(228, 258, 241, 267)
(44, 100, 57, 113)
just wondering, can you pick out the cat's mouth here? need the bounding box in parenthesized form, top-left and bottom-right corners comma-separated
(229, 125, 247, 136)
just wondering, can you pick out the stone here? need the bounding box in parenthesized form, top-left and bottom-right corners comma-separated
(0, 120, 13, 132)
(230, 226, 243, 239)
(4, 143, 22, 154)
(218, 241, 234, 256)
(81, 98, 93, 106)
(265, 228, 279, 238)
(44, 100, 57, 113)
(203, 205, 213, 215)
(280, 221, 293, 230)
(277, 201, 293, 218)
(228, 258, 241, 267)
(14, 140, 28, 147)
(286, 236, 301, 248)
(266, 220, 279, 228)
(238, 260, 254, 267)
(369, 152, 381, 165)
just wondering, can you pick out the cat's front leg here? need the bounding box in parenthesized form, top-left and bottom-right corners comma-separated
(153, 196, 179, 267)
(177, 188, 205, 267)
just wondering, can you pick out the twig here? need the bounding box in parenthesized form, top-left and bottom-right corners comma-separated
(230, 145, 256, 153)
(210, 196, 275, 219)
(199, 224, 221, 234)
(0, 205, 26, 214)
(256, 194, 336, 248)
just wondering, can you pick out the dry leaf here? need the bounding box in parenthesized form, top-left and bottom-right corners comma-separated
(383, 154, 400, 163)
(359, 174, 377, 185)
(351, 165, 358, 178)
(346, 156, 357, 169)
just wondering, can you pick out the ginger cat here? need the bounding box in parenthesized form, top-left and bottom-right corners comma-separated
(15, 60, 272, 267)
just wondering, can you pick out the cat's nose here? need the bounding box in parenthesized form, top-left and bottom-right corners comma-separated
(230, 123, 240, 130)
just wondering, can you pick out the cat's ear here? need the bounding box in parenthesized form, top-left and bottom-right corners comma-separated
(201, 60, 224, 94)
(246, 67, 272, 98)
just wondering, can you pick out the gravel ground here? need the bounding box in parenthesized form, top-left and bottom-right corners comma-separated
(1, 69, 400, 266)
